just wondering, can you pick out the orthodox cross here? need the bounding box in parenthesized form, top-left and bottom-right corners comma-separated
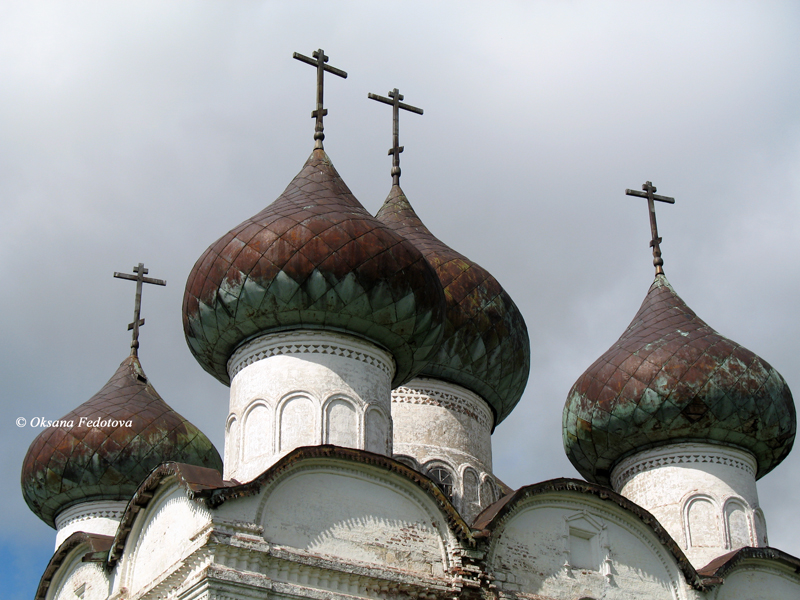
(113, 263, 166, 356)
(368, 88, 423, 185)
(293, 49, 348, 149)
(625, 181, 675, 275)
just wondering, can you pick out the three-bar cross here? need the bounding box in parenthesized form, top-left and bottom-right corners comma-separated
(368, 88, 423, 185)
(113, 263, 166, 356)
(293, 49, 348, 149)
(625, 181, 675, 275)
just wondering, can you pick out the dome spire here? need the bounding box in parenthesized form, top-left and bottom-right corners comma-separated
(368, 87, 423, 185)
(292, 48, 348, 149)
(113, 262, 166, 357)
(625, 181, 675, 275)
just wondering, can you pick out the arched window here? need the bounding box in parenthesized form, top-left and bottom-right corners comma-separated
(393, 455, 420, 471)
(428, 466, 455, 500)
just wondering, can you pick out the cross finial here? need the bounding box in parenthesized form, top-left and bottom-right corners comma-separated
(625, 181, 675, 275)
(113, 263, 166, 356)
(293, 49, 348, 149)
(368, 87, 423, 185)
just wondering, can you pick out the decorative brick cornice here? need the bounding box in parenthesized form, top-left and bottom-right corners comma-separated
(611, 443, 757, 492)
(392, 379, 493, 432)
(228, 330, 395, 381)
(55, 500, 127, 531)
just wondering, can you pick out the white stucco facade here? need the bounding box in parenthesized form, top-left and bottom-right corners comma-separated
(114, 485, 213, 598)
(708, 561, 800, 600)
(54, 500, 127, 550)
(487, 492, 688, 600)
(225, 330, 395, 482)
(391, 377, 499, 523)
(39, 459, 800, 600)
(44, 537, 110, 600)
(612, 442, 766, 569)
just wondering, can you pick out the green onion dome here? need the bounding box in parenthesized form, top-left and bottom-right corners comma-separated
(21, 356, 223, 527)
(563, 275, 795, 486)
(375, 184, 530, 426)
(182, 149, 446, 387)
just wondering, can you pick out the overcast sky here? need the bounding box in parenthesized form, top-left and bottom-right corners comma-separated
(2, 2, 799, 598)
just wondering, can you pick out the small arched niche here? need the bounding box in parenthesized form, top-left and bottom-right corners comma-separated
(243, 402, 273, 460)
(685, 495, 720, 548)
(364, 405, 390, 454)
(724, 498, 752, 550)
(324, 397, 358, 448)
(279, 395, 316, 452)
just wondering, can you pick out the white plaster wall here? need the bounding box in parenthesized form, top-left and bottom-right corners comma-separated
(710, 564, 800, 600)
(48, 545, 110, 600)
(122, 485, 212, 597)
(226, 330, 395, 482)
(612, 443, 762, 569)
(54, 500, 127, 550)
(257, 464, 451, 577)
(488, 497, 684, 600)
(392, 377, 496, 523)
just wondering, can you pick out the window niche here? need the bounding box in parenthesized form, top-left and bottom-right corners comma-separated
(724, 498, 753, 550)
(684, 495, 720, 549)
(562, 512, 610, 578)
(570, 528, 596, 570)
(425, 463, 456, 501)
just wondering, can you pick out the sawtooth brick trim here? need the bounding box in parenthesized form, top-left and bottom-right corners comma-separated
(228, 330, 395, 381)
(393, 380, 493, 432)
(612, 445, 757, 492)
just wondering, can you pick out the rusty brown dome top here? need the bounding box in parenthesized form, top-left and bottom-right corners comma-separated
(183, 149, 445, 387)
(21, 356, 223, 527)
(563, 275, 795, 486)
(375, 185, 530, 425)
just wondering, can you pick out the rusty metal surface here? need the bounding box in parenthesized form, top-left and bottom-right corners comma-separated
(21, 356, 223, 527)
(183, 148, 445, 388)
(563, 275, 796, 485)
(696, 546, 800, 579)
(471, 477, 713, 591)
(375, 185, 530, 426)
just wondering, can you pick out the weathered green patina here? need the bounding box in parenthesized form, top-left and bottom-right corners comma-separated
(563, 275, 796, 486)
(376, 185, 530, 426)
(183, 149, 445, 388)
(21, 356, 223, 527)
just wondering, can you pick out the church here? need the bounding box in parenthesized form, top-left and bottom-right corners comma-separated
(21, 49, 800, 600)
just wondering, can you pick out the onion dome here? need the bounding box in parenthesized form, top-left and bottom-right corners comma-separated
(563, 275, 796, 486)
(21, 356, 223, 527)
(376, 185, 530, 425)
(182, 149, 445, 387)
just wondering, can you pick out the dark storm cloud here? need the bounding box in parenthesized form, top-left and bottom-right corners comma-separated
(1, 4, 798, 596)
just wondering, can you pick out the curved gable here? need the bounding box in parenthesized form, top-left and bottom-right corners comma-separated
(711, 565, 800, 600)
(701, 547, 800, 599)
(103, 463, 225, 597)
(209, 446, 473, 579)
(37, 533, 111, 600)
(480, 479, 708, 599)
(120, 484, 212, 595)
(258, 463, 450, 576)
